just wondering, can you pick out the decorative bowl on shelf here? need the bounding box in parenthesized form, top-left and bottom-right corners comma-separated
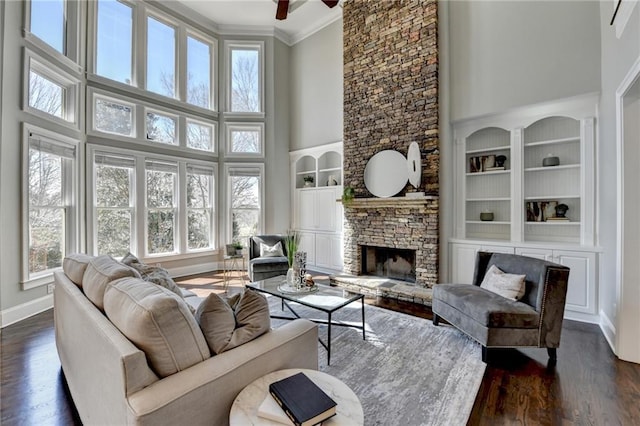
(542, 155, 560, 167)
(480, 211, 494, 221)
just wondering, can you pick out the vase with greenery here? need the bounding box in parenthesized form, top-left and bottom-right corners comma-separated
(284, 230, 300, 284)
(232, 241, 244, 256)
(303, 175, 314, 187)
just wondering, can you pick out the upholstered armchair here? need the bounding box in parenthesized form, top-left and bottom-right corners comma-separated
(248, 235, 289, 282)
(432, 252, 570, 362)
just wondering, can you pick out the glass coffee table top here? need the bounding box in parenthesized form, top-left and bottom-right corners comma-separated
(246, 275, 363, 312)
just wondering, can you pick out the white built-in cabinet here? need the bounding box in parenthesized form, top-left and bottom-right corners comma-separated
(450, 95, 601, 323)
(290, 142, 344, 273)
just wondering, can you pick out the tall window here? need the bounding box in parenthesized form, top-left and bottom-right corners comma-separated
(30, 0, 65, 54)
(187, 165, 215, 250)
(146, 160, 177, 255)
(146, 16, 176, 98)
(187, 119, 214, 152)
(26, 133, 76, 278)
(94, 153, 135, 257)
(228, 167, 263, 244)
(94, 95, 134, 136)
(96, 0, 133, 84)
(187, 35, 212, 109)
(29, 70, 64, 118)
(226, 123, 263, 156)
(228, 44, 262, 113)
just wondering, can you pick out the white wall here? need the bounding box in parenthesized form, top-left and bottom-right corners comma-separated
(598, 1, 640, 354)
(449, 0, 601, 122)
(290, 19, 343, 150)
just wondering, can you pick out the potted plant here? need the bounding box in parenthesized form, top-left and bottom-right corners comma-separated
(303, 175, 314, 187)
(342, 186, 355, 205)
(233, 241, 244, 256)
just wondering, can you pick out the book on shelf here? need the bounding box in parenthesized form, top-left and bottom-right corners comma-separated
(269, 372, 337, 426)
(258, 394, 294, 425)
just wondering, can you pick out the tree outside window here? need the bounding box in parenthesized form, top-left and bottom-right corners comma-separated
(229, 172, 261, 245)
(187, 167, 214, 250)
(146, 161, 177, 254)
(230, 48, 260, 113)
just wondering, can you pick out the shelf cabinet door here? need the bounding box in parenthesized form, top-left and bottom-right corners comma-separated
(315, 234, 332, 268)
(554, 250, 596, 315)
(297, 191, 317, 230)
(315, 188, 337, 232)
(450, 243, 481, 284)
(514, 247, 553, 261)
(298, 231, 316, 265)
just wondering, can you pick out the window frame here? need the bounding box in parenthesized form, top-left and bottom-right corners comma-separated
(185, 29, 217, 112)
(224, 41, 265, 118)
(90, 92, 137, 138)
(145, 107, 179, 146)
(225, 163, 265, 245)
(21, 124, 79, 289)
(225, 122, 265, 158)
(23, 49, 81, 130)
(185, 163, 216, 253)
(24, 0, 83, 72)
(144, 158, 179, 257)
(90, 150, 137, 257)
(144, 11, 179, 100)
(186, 117, 217, 154)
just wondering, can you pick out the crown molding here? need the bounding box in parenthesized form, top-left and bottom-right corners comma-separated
(289, 13, 342, 45)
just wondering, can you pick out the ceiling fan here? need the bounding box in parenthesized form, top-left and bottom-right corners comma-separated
(275, 0, 340, 20)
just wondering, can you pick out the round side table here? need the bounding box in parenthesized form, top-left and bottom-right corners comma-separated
(229, 368, 364, 426)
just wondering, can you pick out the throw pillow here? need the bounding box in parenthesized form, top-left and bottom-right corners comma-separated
(480, 264, 527, 301)
(82, 255, 139, 310)
(104, 277, 210, 378)
(260, 241, 284, 257)
(196, 290, 271, 354)
(120, 252, 184, 299)
(62, 253, 95, 287)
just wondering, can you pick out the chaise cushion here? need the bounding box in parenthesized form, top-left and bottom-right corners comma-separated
(196, 290, 271, 354)
(83, 255, 140, 310)
(434, 283, 539, 328)
(104, 278, 210, 378)
(63, 253, 95, 287)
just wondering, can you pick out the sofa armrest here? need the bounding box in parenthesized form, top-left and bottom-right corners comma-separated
(126, 319, 318, 426)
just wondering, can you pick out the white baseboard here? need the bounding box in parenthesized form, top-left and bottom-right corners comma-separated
(599, 309, 617, 353)
(1, 294, 53, 328)
(563, 310, 600, 324)
(168, 261, 221, 279)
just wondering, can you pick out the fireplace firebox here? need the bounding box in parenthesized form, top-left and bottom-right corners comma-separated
(361, 245, 416, 283)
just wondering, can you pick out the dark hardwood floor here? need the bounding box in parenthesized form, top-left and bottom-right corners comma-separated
(1, 272, 639, 425)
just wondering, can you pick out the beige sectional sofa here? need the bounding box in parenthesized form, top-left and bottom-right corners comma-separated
(53, 254, 318, 425)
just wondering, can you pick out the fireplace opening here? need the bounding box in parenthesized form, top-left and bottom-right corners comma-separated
(361, 245, 416, 283)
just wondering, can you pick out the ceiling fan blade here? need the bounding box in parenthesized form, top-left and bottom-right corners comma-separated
(321, 0, 339, 8)
(276, 0, 289, 20)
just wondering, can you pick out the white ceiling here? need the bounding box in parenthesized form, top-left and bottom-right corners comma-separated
(176, 0, 343, 45)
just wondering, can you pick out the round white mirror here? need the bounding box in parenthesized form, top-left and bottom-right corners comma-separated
(364, 150, 409, 198)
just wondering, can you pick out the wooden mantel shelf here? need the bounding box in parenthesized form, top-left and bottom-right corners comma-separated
(339, 195, 438, 209)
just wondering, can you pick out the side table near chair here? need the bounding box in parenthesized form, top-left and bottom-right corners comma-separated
(222, 254, 246, 290)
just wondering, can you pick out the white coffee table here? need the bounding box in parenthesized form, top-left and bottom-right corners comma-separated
(229, 368, 364, 426)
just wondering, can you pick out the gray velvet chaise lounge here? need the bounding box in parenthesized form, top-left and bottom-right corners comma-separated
(432, 251, 570, 362)
(248, 235, 289, 281)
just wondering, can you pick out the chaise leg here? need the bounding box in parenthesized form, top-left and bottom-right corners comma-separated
(432, 313, 440, 326)
(547, 347, 557, 361)
(482, 346, 488, 363)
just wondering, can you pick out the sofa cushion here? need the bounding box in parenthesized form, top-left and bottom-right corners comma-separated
(196, 290, 271, 354)
(434, 283, 539, 328)
(480, 265, 526, 301)
(83, 255, 139, 310)
(63, 253, 95, 287)
(260, 241, 284, 257)
(104, 278, 210, 378)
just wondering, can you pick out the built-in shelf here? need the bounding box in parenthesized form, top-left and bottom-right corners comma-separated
(466, 221, 510, 225)
(466, 145, 510, 154)
(319, 167, 341, 173)
(296, 170, 316, 175)
(524, 136, 580, 147)
(525, 221, 580, 226)
(524, 164, 580, 172)
(466, 197, 511, 202)
(466, 170, 510, 176)
(524, 195, 580, 200)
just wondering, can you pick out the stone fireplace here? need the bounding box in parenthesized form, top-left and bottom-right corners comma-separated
(333, 0, 439, 303)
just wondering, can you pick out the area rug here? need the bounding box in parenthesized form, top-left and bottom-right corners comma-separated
(268, 297, 486, 426)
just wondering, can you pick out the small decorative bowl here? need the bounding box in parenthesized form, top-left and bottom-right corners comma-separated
(480, 212, 494, 221)
(542, 156, 560, 167)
